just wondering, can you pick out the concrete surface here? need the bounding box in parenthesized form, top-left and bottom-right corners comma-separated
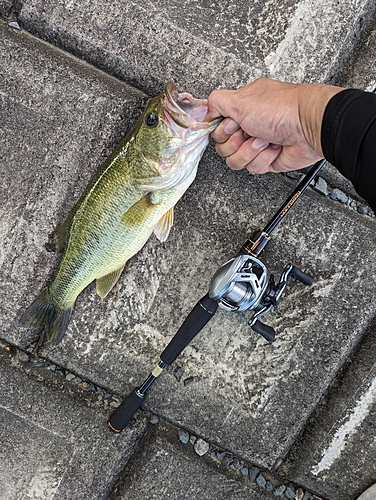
(109, 419, 276, 500)
(0, 344, 149, 500)
(279, 318, 376, 499)
(1, 0, 376, 499)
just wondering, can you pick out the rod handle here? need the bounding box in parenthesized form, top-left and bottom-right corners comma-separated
(160, 293, 218, 365)
(107, 389, 143, 433)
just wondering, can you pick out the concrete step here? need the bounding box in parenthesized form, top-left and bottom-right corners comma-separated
(2, 17, 376, 478)
(15, 0, 376, 95)
(0, 342, 149, 500)
(109, 418, 277, 500)
(279, 319, 376, 500)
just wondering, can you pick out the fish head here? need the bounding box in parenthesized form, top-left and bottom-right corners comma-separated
(134, 82, 222, 191)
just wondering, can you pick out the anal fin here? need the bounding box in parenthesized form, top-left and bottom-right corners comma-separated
(96, 265, 126, 298)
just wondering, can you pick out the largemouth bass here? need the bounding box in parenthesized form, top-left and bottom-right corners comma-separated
(21, 82, 221, 344)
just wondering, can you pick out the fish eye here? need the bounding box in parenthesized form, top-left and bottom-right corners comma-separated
(145, 112, 158, 127)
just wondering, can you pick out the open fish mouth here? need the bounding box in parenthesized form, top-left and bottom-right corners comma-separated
(163, 81, 219, 131)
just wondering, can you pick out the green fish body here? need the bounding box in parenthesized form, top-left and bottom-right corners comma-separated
(21, 82, 220, 343)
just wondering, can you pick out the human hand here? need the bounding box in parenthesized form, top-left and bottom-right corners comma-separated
(205, 78, 344, 174)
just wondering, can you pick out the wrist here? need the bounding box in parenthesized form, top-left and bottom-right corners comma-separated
(298, 83, 345, 157)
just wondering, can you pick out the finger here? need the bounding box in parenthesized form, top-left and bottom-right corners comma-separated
(244, 145, 283, 174)
(225, 137, 270, 171)
(211, 118, 240, 144)
(205, 89, 236, 121)
(215, 128, 247, 157)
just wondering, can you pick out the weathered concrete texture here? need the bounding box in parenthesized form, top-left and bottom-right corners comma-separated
(337, 23, 376, 91)
(265, 0, 376, 83)
(0, 22, 146, 348)
(18, 0, 260, 97)
(18, 0, 376, 95)
(35, 151, 376, 471)
(3, 15, 376, 479)
(279, 319, 376, 500)
(0, 0, 12, 17)
(109, 419, 275, 500)
(0, 346, 149, 500)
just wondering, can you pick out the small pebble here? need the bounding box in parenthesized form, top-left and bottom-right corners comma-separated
(286, 171, 301, 180)
(150, 415, 159, 424)
(33, 361, 49, 368)
(231, 458, 242, 470)
(358, 205, 368, 214)
(86, 384, 97, 392)
(74, 376, 83, 385)
(223, 456, 233, 467)
(178, 429, 189, 444)
(302, 492, 314, 500)
(189, 435, 197, 445)
(273, 485, 286, 497)
(329, 188, 348, 204)
(256, 473, 266, 488)
(18, 351, 30, 363)
(183, 376, 194, 387)
(285, 486, 296, 499)
(295, 488, 304, 500)
(216, 451, 226, 461)
(249, 466, 260, 482)
(65, 373, 76, 381)
(266, 481, 273, 492)
(240, 467, 249, 476)
(49, 364, 57, 372)
(174, 366, 183, 382)
(194, 438, 209, 456)
(104, 392, 112, 400)
(313, 177, 328, 196)
(8, 21, 20, 30)
(55, 370, 65, 378)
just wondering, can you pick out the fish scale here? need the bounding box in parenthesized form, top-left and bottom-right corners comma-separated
(20, 82, 221, 344)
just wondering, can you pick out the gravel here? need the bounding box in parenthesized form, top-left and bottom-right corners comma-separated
(178, 429, 190, 444)
(194, 438, 209, 456)
(329, 187, 349, 204)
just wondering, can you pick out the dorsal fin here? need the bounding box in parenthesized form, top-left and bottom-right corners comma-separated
(50, 214, 73, 252)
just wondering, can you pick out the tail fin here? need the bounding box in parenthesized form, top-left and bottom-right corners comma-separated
(20, 287, 73, 344)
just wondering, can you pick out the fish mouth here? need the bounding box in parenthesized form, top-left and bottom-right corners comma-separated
(163, 81, 221, 131)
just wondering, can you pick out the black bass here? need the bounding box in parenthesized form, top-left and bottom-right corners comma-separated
(21, 82, 221, 344)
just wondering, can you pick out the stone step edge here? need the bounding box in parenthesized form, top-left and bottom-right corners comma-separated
(0, 339, 323, 500)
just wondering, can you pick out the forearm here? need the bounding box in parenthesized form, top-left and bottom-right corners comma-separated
(321, 89, 376, 212)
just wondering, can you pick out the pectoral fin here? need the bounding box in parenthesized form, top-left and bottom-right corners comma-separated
(96, 265, 126, 298)
(121, 194, 158, 226)
(153, 207, 174, 242)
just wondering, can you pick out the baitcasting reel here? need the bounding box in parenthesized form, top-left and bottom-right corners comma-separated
(209, 253, 313, 342)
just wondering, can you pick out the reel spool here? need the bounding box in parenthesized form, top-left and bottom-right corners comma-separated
(209, 254, 313, 342)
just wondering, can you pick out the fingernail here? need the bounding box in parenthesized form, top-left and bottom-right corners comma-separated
(252, 138, 269, 149)
(224, 119, 239, 134)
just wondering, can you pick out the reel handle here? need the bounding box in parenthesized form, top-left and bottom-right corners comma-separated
(290, 265, 314, 285)
(251, 319, 276, 342)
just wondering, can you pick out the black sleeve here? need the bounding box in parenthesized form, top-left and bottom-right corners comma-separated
(321, 89, 376, 213)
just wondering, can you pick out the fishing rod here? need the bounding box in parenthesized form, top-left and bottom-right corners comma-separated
(108, 158, 326, 433)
